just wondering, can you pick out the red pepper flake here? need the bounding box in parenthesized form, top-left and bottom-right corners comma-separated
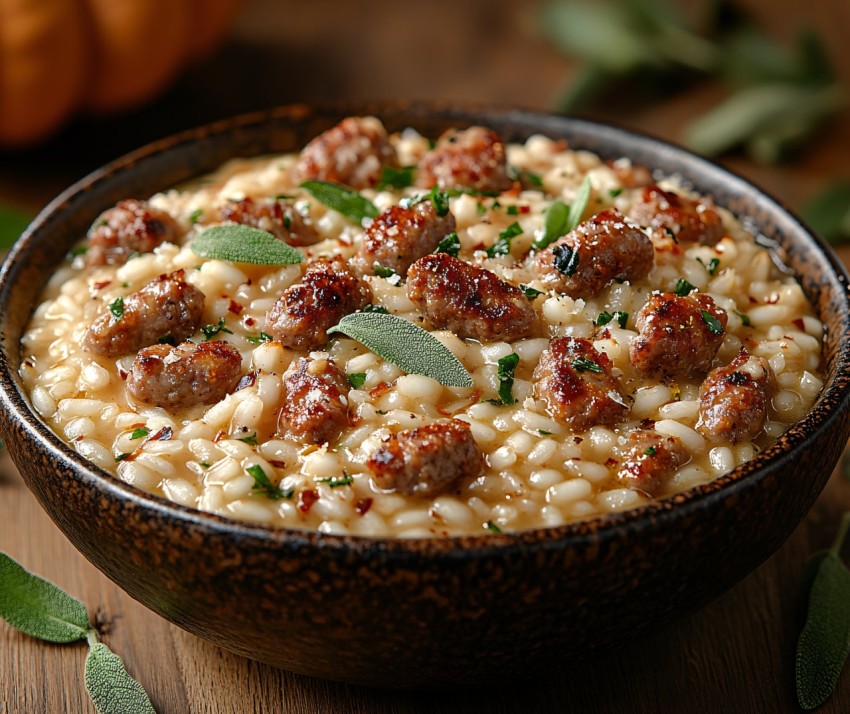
(235, 370, 258, 392)
(93, 280, 112, 290)
(228, 300, 244, 315)
(348, 412, 362, 427)
(214, 431, 227, 443)
(437, 388, 482, 416)
(605, 458, 619, 468)
(355, 498, 373, 516)
(792, 318, 805, 331)
(245, 317, 256, 327)
(369, 381, 393, 399)
(297, 488, 319, 513)
(118, 369, 128, 381)
(640, 418, 656, 429)
(748, 296, 758, 304)
(573, 437, 583, 444)
(554, 139, 568, 151)
(269, 460, 287, 468)
(471, 242, 487, 252)
(518, 205, 531, 214)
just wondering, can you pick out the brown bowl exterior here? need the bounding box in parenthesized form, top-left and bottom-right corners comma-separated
(2, 102, 850, 688)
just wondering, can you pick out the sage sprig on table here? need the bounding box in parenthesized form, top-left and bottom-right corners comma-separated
(796, 512, 850, 710)
(191, 224, 304, 265)
(0, 203, 32, 250)
(328, 312, 474, 388)
(299, 180, 379, 224)
(0, 551, 155, 713)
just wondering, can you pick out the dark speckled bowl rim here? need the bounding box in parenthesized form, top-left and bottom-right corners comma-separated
(2, 100, 850, 559)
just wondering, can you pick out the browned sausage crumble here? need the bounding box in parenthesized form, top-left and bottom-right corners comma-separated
(220, 196, 320, 246)
(279, 356, 350, 445)
(617, 431, 690, 496)
(628, 185, 725, 245)
(86, 199, 181, 266)
(416, 126, 512, 193)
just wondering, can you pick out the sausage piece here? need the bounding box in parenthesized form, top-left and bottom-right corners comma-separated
(416, 126, 512, 193)
(83, 270, 205, 357)
(533, 209, 654, 298)
(126, 341, 242, 408)
(697, 350, 776, 443)
(294, 116, 397, 189)
(351, 200, 456, 277)
(366, 420, 484, 497)
(617, 430, 690, 496)
(85, 199, 180, 266)
(407, 253, 536, 342)
(265, 256, 372, 351)
(628, 186, 725, 245)
(279, 355, 350, 445)
(532, 337, 628, 431)
(630, 292, 727, 379)
(220, 196, 320, 246)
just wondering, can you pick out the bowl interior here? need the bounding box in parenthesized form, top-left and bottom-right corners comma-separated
(2, 100, 850, 554)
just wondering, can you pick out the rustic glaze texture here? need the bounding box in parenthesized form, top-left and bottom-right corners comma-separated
(1, 102, 850, 688)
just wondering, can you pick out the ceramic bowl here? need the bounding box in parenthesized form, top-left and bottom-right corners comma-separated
(2, 102, 850, 688)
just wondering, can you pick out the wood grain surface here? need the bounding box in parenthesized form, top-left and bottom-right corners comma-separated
(2, 0, 850, 711)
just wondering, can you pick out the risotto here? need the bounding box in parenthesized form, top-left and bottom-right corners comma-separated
(19, 117, 825, 537)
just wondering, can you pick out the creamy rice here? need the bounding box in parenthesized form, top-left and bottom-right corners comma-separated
(19, 129, 824, 537)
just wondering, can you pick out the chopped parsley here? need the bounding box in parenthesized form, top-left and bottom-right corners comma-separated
(484, 520, 503, 534)
(318, 473, 353, 488)
(434, 232, 461, 257)
(348, 373, 367, 389)
(572, 357, 603, 374)
(246, 464, 291, 500)
(245, 332, 273, 345)
(595, 310, 628, 329)
(114, 453, 131, 462)
(129, 427, 150, 440)
(377, 165, 415, 190)
(68, 245, 88, 258)
(199, 461, 211, 469)
(552, 244, 580, 277)
(506, 205, 520, 215)
(519, 284, 544, 300)
(188, 208, 204, 224)
(108, 296, 124, 321)
(509, 167, 543, 188)
(674, 278, 697, 297)
(538, 429, 553, 436)
(237, 432, 259, 446)
(373, 264, 401, 285)
(157, 334, 175, 346)
(201, 316, 233, 340)
(360, 304, 389, 314)
(701, 310, 725, 335)
(734, 309, 752, 327)
(495, 353, 520, 405)
(609, 188, 623, 198)
(644, 446, 657, 456)
(697, 256, 721, 276)
(486, 222, 523, 258)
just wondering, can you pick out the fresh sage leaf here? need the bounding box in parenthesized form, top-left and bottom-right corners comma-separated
(519, 284, 544, 300)
(85, 642, 156, 714)
(566, 177, 593, 233)
(796, 550, 850, 709)
(0, 203, 32, 250)
(328, 313, 473, 388)
(300, 180, 379, 224)
(553, 244, 580, 277)
(0, 551, 90, 643)
(534, 199, 570, 250)
(191, 225, 304, 265)
(486, 222, 523, 258)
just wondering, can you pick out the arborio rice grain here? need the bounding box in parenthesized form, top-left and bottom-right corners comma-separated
(20, 120, 825, 537)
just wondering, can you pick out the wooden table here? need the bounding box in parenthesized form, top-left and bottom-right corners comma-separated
(2, 0, 850, 711)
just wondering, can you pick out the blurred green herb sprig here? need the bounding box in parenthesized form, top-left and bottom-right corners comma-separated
(542, 0, 845, 163)
(0, 203, 32, 250)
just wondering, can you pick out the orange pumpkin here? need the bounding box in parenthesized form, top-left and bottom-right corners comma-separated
(0, 0, 242, 146)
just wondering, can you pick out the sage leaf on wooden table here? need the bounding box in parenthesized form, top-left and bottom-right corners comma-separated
(300, 180, 379, 224)
(85, 643, 156, 714)
(0, 203, 32, 250)
(191, 224, 304, 265)
(796, 512, 850, 710)
(0, 551, 156, 714)
(328, 312, 474, 388)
